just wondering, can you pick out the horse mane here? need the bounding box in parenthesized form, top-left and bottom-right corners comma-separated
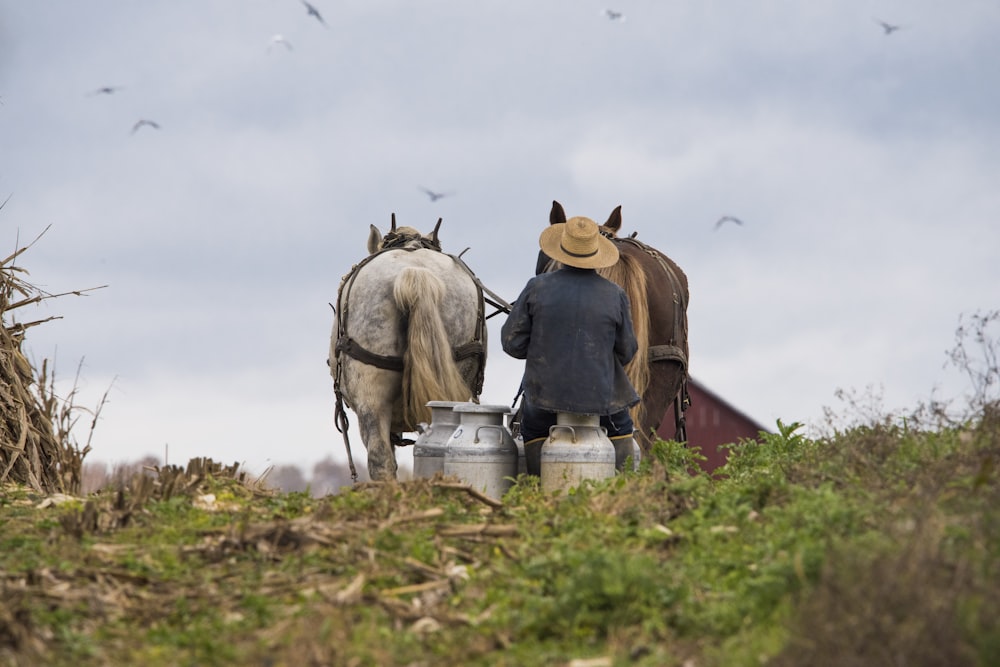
(393, 266, 472, 426)
(599, 250, 651, 423)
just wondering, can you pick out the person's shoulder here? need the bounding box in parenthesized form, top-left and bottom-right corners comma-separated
(525, 272, 549, 286)
(532, 269, 565, 284)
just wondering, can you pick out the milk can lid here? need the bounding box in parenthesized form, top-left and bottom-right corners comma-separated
(452, 403, 511, 414)
(425, 400, 465, 408)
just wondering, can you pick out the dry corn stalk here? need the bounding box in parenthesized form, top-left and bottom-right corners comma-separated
(1, 224, 106, 493)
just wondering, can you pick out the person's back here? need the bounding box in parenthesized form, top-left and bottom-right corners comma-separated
(502, 265, 637, 416)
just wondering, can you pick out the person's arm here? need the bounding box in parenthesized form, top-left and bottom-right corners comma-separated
(501, 284, 534, 360)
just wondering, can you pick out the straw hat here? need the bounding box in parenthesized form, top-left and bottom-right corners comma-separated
(538, 216, 619, 269)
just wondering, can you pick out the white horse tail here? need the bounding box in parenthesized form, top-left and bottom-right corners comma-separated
(393, 266, 472, 427)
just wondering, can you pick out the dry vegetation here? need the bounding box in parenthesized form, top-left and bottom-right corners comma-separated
(1, 226, 104, 494)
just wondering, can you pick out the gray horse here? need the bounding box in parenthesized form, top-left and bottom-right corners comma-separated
(329, 217, 487, 481)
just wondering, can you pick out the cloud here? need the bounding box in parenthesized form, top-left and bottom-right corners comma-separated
(5, 2, 1000, 477)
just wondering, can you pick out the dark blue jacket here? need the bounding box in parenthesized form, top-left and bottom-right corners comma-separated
(501, 266, 640, 415)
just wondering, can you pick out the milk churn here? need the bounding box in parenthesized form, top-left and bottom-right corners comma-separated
(412, 401, 463, 479)
(443, 403, 518, 500)
(540, 412, 616, 492)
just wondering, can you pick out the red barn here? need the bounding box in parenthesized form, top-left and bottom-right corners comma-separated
(657, 377, 770, 473)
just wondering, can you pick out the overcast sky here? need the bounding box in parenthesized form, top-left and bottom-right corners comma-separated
(2, 1, 998, 479)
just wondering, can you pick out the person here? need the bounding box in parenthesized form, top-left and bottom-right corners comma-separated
(501, 216, 640, 474)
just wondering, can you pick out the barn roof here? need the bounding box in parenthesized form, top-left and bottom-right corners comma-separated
(687, 376, 772, 434)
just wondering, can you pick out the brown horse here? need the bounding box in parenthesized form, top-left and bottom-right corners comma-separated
(538, 201, 690, 454)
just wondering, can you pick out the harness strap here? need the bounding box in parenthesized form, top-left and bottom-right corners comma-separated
(673, 383, 691, 443)
(336, 337, 405, 372)
(379, 231, 441, 252)
(336, 335, 486, 374)
(446, 253, 491, 397)
(333, 389, 358, 482)
(453, 341, 486, 363)
(648, 343, 688, 366)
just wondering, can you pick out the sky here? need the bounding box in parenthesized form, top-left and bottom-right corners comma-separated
(2, 1, 999, 480)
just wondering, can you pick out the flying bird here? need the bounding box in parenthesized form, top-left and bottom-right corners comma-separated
(420, 187, 452, 202)
(875, 19, 902, 35)
(604, 9, 625, 22)
(714, 215, 744, 230)
(131, 119, 161, 134)
(302, 1, 327, 27)
(88, 85, 124, 96)
(268, 34, 294, 52)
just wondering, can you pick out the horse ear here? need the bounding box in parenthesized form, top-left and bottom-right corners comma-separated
(550, 201, 567, 225)
(431, 217, 443, 245)
(367, 224, 382, 254)
(604, 205, 623, 234)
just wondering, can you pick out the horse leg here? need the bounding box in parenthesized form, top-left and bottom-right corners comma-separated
(357, 408, 397, 481)
(635, 361, 687, 454)
(342, 362, 401, 481)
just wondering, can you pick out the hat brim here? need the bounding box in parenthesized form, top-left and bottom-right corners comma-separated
(539, 223, 620, 269)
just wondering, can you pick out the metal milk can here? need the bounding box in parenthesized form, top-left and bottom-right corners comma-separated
(443, 403, 518, 500)
(412, 400, 463, 479)
(540, 412, 616, 492)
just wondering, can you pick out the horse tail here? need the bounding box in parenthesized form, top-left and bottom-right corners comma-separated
(393, 266, 472, 427)
(600, 253, 651, 417)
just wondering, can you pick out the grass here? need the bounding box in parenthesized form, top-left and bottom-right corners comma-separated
(0, 410, 998, 667)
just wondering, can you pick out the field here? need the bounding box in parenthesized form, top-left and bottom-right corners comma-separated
(1, 410, 998, 666)
(3, 243, 999, 665)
